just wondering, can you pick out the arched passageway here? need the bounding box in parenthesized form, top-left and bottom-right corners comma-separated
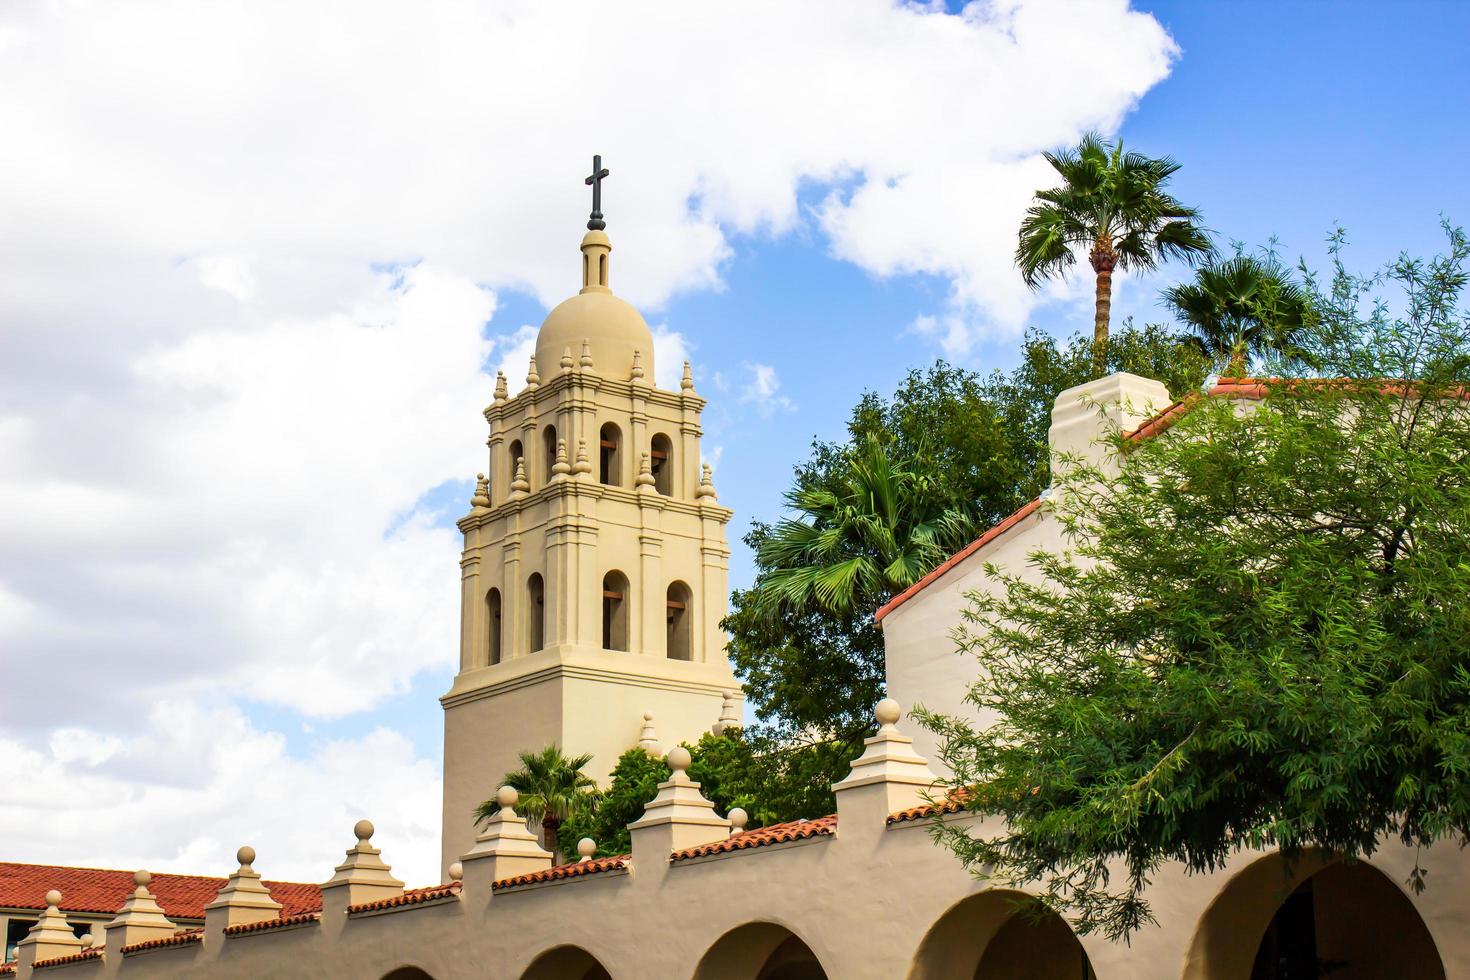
(381, 969, 435, 980)
(907, 890, 1094, 980)
(520, 945, 613, 980)
(1185, 851, 1445, 980)
(693, 922, 830, 980)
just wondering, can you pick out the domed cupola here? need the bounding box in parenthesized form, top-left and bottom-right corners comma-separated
(535, 229, 656, 382)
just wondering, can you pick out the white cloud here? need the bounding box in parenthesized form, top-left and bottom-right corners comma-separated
(0, 0, 1176, 874)
(739, 362, 798, 417)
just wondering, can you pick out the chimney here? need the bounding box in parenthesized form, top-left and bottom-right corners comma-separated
(1047, 373, 1172, 481)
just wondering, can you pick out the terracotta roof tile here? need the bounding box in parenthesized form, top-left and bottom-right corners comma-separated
(0, 962, 14, 975)
(121, 928, 203, 954)
(31, 948, 103, 970)
(222, 912, 320, 936)
(347, 882, 461, 913)
(492, 855, 629, 891)
(887, 788, 972, 825)
(0, 863, 320, 921)
(671, 815, 837, 862)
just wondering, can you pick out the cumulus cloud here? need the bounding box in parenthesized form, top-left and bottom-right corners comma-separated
(739, 363, 798, 417)
(0, 0, 1175, 876)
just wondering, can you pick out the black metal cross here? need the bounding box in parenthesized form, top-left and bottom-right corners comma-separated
(585, 154, 610, 230)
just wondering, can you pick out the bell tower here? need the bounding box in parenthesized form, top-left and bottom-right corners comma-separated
(440, 169, 739, 869)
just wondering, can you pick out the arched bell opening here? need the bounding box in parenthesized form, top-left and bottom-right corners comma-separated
(519, 945, 613, 980)
(599, 423, 622, 486)
(527, 573, 545, 653)
(666, 580, 693, 661)
(651, 432, 673, 495)
(542, 424, 558, 483)
(485, 587, 502, 666)
(602, 571, 630, 652)
(905, 890, 1094, 980)
(1183, 849, 1445, 980)
(692, 922, 830, 980)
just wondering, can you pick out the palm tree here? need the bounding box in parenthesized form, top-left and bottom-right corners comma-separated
(1017, 132, 1212, 367)
(754, 434, 975, 616)
(476, 744, 595, 862)
(1161, 254, 1314, 375)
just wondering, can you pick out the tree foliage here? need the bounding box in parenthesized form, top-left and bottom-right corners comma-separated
(1017, 132, 1212, 355)
(1162, 249, 1314, 372)
(919, 225, 1470, 940)
(476, 743, 596, 862)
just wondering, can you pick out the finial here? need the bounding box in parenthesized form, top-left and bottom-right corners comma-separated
(573, 439, 592, 476)
(511, 458, 529, 495)
(875, 698, 901, 732)
(526, 355, 540, 389)
(81, 934, 95, 949)
(46, 889, 62, 908)
(448, 861, 464, 882)
(496, 785, 519, 813)
(639, 712, 662, 757)
(494, 371, 508, 404)
(681, 360, 695, 393)
(552, 439, 571, 478)
(585, 154, 610, 231)
(471, 473, 491, 509)
(666, 746, 692, 781)
(729, 808, 748, 832)
(630, 349, 644, 381)
(695, 463, 717, 500)
(636, 452, 655, 490)
(713, 690, 741, 735)
(354, 819, 375, 843)
(133, 869, 152, 891)
(576, 838, 597, 862)
(561, 346, 574, 373)
(580, 339, 593, 369)
(236, 845, 257, 870)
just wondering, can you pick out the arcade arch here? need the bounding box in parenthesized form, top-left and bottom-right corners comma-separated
(693, 922, 830, 980)
(906, 890, 1094, 980)
(519, 945, 612, 980)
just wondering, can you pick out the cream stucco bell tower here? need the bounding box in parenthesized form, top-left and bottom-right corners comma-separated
(440, 195, 739, 870)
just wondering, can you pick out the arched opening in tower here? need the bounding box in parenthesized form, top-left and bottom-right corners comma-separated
(666, 581, 692, 660)
(602, 571, 629, 651)
(509, 438, 524, 488)
(599, 423, 621, 486)
(485, 587, 502, 666)
(527, 573, 545, 653)
(542, 424, 557, 484)
(651, 432, 673, 495)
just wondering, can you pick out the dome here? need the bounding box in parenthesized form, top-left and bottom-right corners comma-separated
(535, 231, 655, 382)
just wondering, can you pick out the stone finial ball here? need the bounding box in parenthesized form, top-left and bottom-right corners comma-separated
(577, 838, 596, 859)
(133, 870, 152, 888)
(354, 819, 374, 842)
(666, 746, 692, 772)
(875, 698, 902, 726)
(448, 862, 464, 882)
(81, 934, 95, 948)
(45, 889, 62, 907)
(643, 711, 653, 721)
(497, 785, 519, 808)
(729, 807, 748, 831)
(237, 845, 256, 867)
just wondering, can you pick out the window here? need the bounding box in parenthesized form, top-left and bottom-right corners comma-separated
(527, 574, 545, 652)
(599, 423, 621, 486)
(508, 438, 524, 488)
(650, 433, 673, 496)
(667, 581, 693, 660)
(542, 425, 558, 483)
(602, 571, 629, 651)
(485, 588, 502, 666)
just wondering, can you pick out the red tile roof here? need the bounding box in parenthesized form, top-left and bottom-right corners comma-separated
(0, 863, 320, 921)
(887, 788, 972, 825)
(222, 912, 320, 936)
(347, 882, 461, 914)
(31, 948, 103, 970)
(670, 815, 837, 862)
(121, 928, 203, 954)
(492, 855, 630, 891)
(0, 962, 13, 975)
(874, 376, 1279, 623)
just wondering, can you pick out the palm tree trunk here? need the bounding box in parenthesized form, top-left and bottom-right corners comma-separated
(542, 815, 560, 862)
(1088, 240, 1117, 372)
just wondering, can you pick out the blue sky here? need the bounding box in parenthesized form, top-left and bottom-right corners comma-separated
(4, 0, 1468, 883)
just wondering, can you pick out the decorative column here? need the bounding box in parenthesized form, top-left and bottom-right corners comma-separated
(15, 889, 88, 970)
(458, 786, 554, 902)
(104, 871, 178, 955)
(628, 748, 730, 880)
(678, 363, 701, 501)
(318, 820, 405, 919)
(832, 700, 943, 838)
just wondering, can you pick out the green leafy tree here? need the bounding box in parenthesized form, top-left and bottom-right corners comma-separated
(1162, 251, 1314, 373)
(920, 226, 1470, 940)
(476, 744, 596, 862)
(1017, 132, 1212, 363)
(555, 747, 669, 858)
